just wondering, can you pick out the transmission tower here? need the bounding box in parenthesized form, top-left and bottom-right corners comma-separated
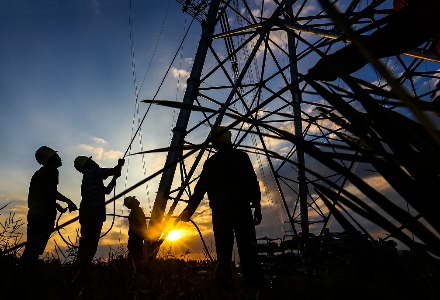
(146, 0, 440, 253)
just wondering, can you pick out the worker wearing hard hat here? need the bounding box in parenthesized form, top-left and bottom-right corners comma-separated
(180, 126, 264, 294)
(73, 155, 125, 275)
(124, 196, 148, 272)
(21, 146, 78, 267)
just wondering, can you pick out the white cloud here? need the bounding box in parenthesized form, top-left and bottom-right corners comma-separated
(171, 67, 190, 89)
(78, 144, 122, 161)
(171, 67, 190, 79)
(184, 57, 194, 65)
(102, 149, 123, 160)
(93, 137, 107, 144)
(79, 144, 104, 160)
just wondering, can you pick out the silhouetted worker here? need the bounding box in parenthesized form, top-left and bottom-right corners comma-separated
(22, 146, 78, 267)
(180, 126, 264, 294)
(308, 0, 440, 81)
(73, 156, 125, 273)
(124, 196, 148, 272)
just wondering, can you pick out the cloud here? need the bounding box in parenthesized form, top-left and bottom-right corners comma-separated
(171, 67, 190, 89)
(78, 144, 122, 161)
(102, 150, 123, 160)
(79, 144, 104, 160)
(93, 137, 107, 144)
(184, 57, 194, 65)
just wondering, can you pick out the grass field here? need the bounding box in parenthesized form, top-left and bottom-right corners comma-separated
(1, 245, 438, 300)
(1, 207, 439, 299)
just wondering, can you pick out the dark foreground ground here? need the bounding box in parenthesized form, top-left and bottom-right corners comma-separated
(1, 249, 439, 300)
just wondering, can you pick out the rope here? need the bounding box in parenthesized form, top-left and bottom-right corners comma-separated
(55, 1, 192, 248)
(88, 0, 170, 244)
(9, 74, 305, 256)
(56, 211, 78, 248)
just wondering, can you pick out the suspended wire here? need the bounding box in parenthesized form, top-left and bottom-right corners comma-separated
(102, 0, 172, 242)
(113, 13, 196, 239)
(122, 16, 196, 159)
(56, 0, 175, 247)
(48, 0, 437, 256)
(126, 0, 172, 218)
(233, 0, 285, 237)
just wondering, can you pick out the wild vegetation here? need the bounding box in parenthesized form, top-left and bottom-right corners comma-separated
(0, 204, 438, 300)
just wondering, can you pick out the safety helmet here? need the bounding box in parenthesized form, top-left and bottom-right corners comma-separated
(124, 196, 136, 209)
(210, 126, 232, 145)
(35, 146, 57, 165)
(74, 156, 91, 172)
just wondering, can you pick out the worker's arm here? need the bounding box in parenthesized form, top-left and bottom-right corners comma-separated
(56, 191, 78, 212)
(104, 177, 118, 194)
(253, 205, 262, 226)
(104, 159, 125, 194)
(180, 169, 208, 222)
(251, 178, 262, 225)
(242, 152, 262, 225)
(55, 203, 68, 213)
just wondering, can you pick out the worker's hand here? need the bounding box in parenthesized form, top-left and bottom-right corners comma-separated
(254, 206, 262, 226)
(56, 203, 68, 213)
(67, 200, 78, 212)
(114, 166, 122, 178)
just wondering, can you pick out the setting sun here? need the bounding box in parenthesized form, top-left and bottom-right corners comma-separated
(166, 230, 184, 241)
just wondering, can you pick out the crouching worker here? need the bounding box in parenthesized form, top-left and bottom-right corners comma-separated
(124, 196, 148, 272)
(73, 156, 125, 277)
(22, 146, 77, 269)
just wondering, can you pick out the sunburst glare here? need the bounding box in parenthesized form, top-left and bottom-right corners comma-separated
(166, 229, 184, 241)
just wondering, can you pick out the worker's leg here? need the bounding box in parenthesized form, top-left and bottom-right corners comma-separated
(212, 210, 235, 291)
(76, 217, 103, 267)
(128, 236, 146, 273)
(234, 209, 264, 287)
(21, 214, 54, 266)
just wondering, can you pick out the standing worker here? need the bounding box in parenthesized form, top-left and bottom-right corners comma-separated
(124, 196, 148, 272)
(73, 155, 125, 275)
(22, 146, 78, 267)
(180, 126, 264, 295)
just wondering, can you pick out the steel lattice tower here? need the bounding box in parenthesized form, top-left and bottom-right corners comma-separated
(146, 0, 440, 252)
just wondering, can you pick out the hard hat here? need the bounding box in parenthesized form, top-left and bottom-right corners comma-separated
(124, 196, 136, 209)
(74, 156, 91, 172)
(35, 146, 57, 164)
(210, 126, 232, 145)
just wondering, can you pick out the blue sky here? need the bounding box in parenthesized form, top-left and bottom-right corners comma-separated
(1, 0, 439, 260)
(0, 0, 206, 258)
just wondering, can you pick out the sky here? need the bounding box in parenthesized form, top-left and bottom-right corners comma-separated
(1, 0, 439, 261)
(0, 0, 206, 259)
